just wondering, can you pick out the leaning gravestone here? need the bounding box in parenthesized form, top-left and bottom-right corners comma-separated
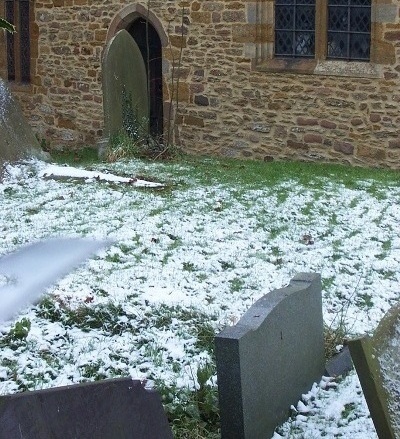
(0, 77, 49, 171)
(101, 29, 149, 153)
(215, 273, 324, 439)
(0, 377, 173, 439)
(348, 302, 400, 439)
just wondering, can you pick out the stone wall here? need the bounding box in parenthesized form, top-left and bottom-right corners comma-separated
(0, 0, 399, 167)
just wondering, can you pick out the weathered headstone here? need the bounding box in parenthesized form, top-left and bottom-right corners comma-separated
(215, 273, 324, 439)
(0, 77, 49, 170)
(348, 302, 400, 439)
(0, 378, 173, 439)
(101, 29, 149, 152)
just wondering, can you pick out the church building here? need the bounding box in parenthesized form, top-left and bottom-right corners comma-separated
(0, 0, 399, 167)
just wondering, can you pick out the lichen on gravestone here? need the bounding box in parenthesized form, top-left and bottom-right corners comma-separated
(349, 302, 400, 439)
(375, 307, 400, 437)
(101, 29, 149, 150)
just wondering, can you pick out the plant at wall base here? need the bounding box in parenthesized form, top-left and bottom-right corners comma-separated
(164, 4, 187, 153)
(0, 18, 15, 33)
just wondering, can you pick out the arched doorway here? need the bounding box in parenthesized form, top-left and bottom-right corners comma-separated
(128, 19, 163, 139)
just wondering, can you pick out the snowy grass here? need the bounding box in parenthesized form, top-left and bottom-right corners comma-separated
(1, 155, 400, 438)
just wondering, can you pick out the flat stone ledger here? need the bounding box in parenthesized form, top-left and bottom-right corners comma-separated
(101, 29, 149, 148)
(0, 378, 173, 439)
(349, 302, 400, 439)
(0, 78, 49, 169)
(215, 273, 324, 439)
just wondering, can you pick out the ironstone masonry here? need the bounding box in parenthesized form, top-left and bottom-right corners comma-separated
(0, 0, 399, 167)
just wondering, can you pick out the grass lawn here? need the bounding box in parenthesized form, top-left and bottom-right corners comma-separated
(0, 153, 399, 438)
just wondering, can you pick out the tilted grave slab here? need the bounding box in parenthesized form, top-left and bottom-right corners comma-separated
(348, 302, 400, 439)
(215, 273, 324, 439)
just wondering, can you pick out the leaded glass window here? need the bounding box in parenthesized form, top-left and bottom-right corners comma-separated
(4, 0, 31, 82)
(5, 0, 15, 81)
(275, 0, 316, 58)
(19, 0, 31, 82)
(327, 0, 371, 61)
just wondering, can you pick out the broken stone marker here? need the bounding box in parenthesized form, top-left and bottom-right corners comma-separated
(215, 273, 324, 439)
(348, 302, 400, 439)
(0, 377, 172, 439)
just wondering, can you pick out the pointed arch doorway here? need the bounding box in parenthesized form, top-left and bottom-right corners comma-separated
(128, 19, 163, 139)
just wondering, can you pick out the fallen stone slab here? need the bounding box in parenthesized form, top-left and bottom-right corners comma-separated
(38, 164, 164, 188)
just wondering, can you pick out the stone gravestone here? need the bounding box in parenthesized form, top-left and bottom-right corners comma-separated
(101, 29, 149, 153)
(215, 273, 324, 439)
(0, 377, 173, 439)
(348, 302, 400, 439)
(0, 78, 49, 172)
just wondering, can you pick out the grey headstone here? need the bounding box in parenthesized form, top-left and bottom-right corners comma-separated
(215, 273, 324, 439)
(348, 302, 400, 439)
(0, 378, 173, 439)
(101, 29, 149, 149)
(0, 78, 49, 170)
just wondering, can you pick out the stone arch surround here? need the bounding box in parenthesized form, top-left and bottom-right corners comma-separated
(106, 4, 168, 48)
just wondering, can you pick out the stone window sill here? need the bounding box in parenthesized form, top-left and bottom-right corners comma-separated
(8, 82, 33, 93)
(256, 58, 382, 79)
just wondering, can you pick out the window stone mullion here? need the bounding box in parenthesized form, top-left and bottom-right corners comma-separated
(315, 0, 328, 60)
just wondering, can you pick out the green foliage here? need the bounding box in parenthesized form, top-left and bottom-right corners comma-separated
(156, 364, 220, 439)
(0, 18, 15, 33)
(121, 86, 143, 141)
(8, 318, 31, 341)
(0, 318, 31, 349)
(106, 130, 180, 162)
(37, 297, 136, 336)
(50, 147, 99, 165)
(324, 323, 348, 361)
(194, 323, 216, 357)
(229, 277, 245, 293)
(341, 402, 356, 420)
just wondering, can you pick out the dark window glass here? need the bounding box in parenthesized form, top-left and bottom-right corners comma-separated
(275, 0, 316, 58)
(5, 0, 15, 81)
(19, 0, 31, 82)
(327, 0, 371, 61)
(5, 0, 31, 82)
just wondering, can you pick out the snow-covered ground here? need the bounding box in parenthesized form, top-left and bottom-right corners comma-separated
(0, 158, 399, 438)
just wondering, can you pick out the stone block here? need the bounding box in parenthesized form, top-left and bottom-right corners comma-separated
(348, 302, 400, 439)
(334, 140, 354, 155)
(304, 133, 323, 144)
(184, 115, 204, 127)
(215, 273, 324, 439)
(357, 145, 386, 160)
(0, 378, 172, 439)
(232, 24, 270, 43)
